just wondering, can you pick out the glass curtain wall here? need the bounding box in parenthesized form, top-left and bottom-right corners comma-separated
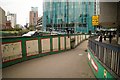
(43, 0, 95, 33)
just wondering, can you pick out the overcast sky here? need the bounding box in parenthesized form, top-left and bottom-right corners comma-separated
(0, 0, 43, 26)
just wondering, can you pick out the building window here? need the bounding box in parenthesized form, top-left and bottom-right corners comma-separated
(89, 2, 91, 5)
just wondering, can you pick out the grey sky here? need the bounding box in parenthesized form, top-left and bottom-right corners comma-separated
(0, 0, 43, 26)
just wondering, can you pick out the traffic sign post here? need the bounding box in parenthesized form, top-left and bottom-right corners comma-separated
(92, 15, 99, 26)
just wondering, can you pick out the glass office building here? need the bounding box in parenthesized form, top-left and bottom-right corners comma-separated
(43, 0, 96, 33)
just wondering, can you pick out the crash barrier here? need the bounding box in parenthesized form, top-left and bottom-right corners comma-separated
(87, 36, 120, 79)
(1, 34, 90, 68)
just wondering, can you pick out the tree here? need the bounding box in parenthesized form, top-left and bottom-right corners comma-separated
(28, 25, 35, 31)
(15, 24, 20, 28)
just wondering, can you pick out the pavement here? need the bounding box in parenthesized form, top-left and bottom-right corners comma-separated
(2, 40, 95, 78)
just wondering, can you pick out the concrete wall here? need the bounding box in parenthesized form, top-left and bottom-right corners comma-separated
(118, 2, 120, 26)
(99, 2, 118, 27)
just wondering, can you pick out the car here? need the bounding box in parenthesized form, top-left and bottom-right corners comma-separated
(22, 31, 42, 37)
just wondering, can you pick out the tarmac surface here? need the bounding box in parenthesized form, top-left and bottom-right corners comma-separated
(2, 40, 95, 78)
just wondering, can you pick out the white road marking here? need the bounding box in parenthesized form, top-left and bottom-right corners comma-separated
(79, 54, 83, 56)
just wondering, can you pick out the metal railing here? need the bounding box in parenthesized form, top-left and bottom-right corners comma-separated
(88, 37, 120, 77)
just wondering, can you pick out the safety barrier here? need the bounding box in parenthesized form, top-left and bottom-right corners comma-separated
(88, 37, 120, 79)
(1, 34, 90, 68)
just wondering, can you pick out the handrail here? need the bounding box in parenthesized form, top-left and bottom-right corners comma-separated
(88, 36, 120, 78)
(89, 37, 120, 52)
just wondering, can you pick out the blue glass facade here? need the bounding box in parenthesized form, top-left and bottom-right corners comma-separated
(43, 0, 95, 33)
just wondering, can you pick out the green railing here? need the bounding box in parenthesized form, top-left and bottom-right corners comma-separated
(1, 34, 90, 68)
(87, 36, 120, 79)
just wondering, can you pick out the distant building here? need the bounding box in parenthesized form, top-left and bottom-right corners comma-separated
(36, 16, 43, 30)
(6, 21, 12, 29)
(7, 12, 16, 28)
(0, 7, 6, 29)
(29, 7, 39, 28)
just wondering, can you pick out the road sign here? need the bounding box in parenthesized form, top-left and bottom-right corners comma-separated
(92, 15, 99, 26)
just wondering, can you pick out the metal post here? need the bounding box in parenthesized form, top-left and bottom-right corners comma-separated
(66, 0, 69, 37)
(117, 2, 120, 44)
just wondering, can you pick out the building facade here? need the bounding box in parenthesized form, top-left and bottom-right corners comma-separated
(0, 7, 6, 30)
(36, 16, 43, 30)
(43, 0, 96, 33)
(29, 7, 39, 27)
(6, 21, 12, 29)
(7, 12, 16, 28)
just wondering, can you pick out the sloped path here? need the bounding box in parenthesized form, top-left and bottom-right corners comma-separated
(3, 40, 95, 78)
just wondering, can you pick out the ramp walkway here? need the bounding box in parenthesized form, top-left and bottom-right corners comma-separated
(3, 40, 95, 78)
